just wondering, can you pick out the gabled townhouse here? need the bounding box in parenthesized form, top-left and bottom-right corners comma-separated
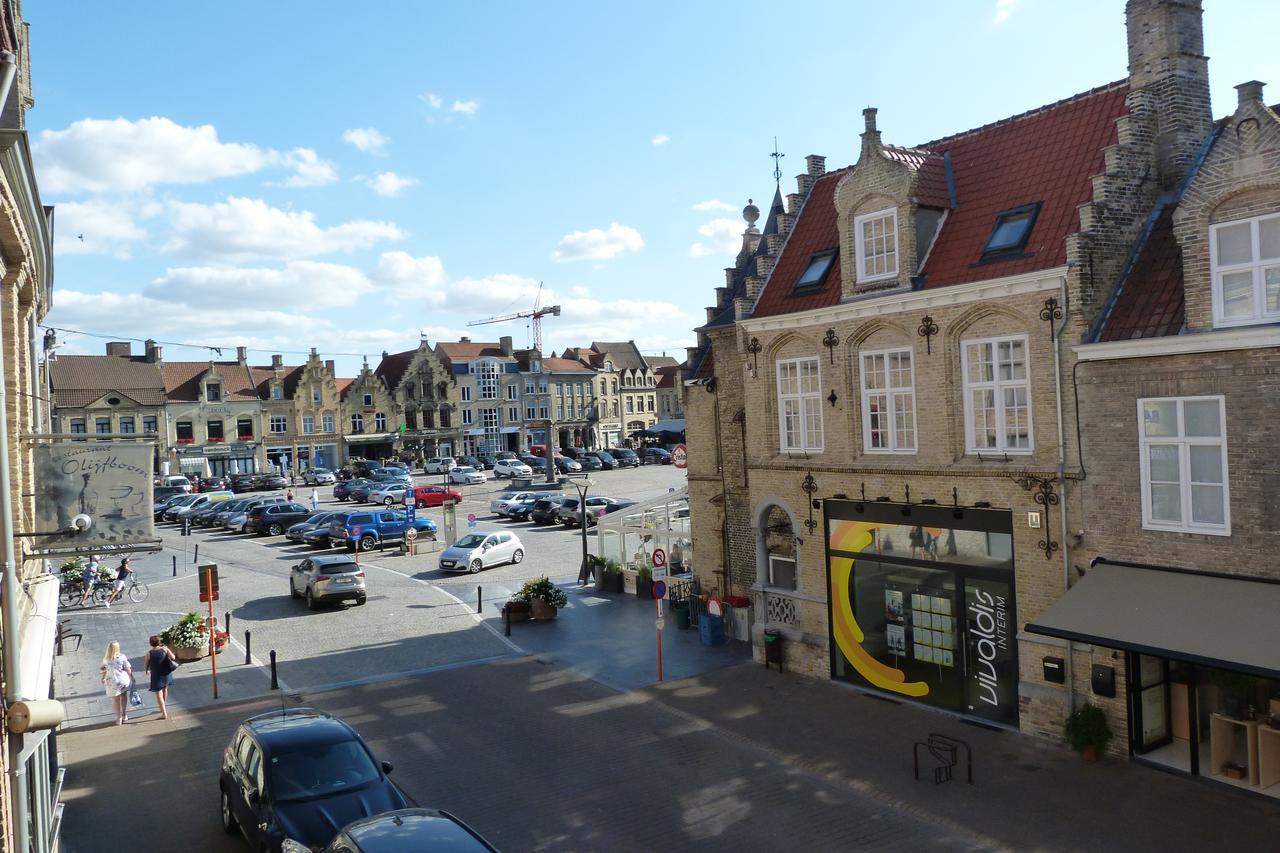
(341, 357, 400, 463)
(1029, 75, 1280, 794)
(650, 358, 685, 422)
(374, 337, 460, 461)
(684, 0, 1209, 747)
(435, 337, 524, 456)
(516, 349, 598, 452)
(159, 345, 265, 477)
(252, 349, 342, 476)
(565, 341, 657, 443)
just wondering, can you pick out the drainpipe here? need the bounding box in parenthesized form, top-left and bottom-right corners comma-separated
(0, 47, 33, 853)
(1052, 274, 1074, 713)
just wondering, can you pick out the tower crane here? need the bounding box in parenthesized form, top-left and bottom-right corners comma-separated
(468, 284, 561, 352)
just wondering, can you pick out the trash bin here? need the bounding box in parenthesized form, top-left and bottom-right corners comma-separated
(763, 629, 783, 671)
(699, 614, 726, 646)
(673, 600, 690, 630)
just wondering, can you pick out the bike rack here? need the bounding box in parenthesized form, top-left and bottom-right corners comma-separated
(912, 733, 973, 785)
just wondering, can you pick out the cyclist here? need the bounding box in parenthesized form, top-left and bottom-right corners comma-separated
(104, 556, 134, 608)
(79, 554, 100, 607)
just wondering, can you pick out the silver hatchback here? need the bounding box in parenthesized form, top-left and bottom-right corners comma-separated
(289, 555, 367, 609)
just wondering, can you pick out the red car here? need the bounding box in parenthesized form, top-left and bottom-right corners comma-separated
(414, 485, 462, 508)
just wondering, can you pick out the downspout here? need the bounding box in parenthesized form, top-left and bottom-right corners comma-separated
(0, 48, 32, 853)
(711, 381, 732, 597)
(1052, 274, 1074, 713)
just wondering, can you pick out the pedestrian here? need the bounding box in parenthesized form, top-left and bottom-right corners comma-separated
(79, 553, 100, 607)
(100, 641, 133, 725)
(286, 487, 295, 502)
(310, 488, 319, 512)
(143, 635, 177, 720)
(104, 556, 134, 607)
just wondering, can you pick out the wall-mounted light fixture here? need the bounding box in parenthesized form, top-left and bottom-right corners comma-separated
(822, 328, 841, 363)
(917, 315, 939, 355)
(746, 337, 762, 377)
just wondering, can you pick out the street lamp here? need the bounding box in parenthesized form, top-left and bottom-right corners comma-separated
(572, 477, 596, 585)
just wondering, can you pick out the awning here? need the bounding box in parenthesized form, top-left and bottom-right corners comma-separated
(343, 433, 395, 444)
(178, 457, 209, 472)
(19, 575, 59, 701)
(1026, 561, 1280, 679)
(650, 418, 686, 433)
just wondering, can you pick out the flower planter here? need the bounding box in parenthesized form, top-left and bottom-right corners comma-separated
(1081, 744, 1098, 764)
(504, 603, 531, 623)
(635, 579, 653, 600)
(172, 644, 209, 662)
(593, 565, 608, 592)
(529, 599, 558, 621)
(607, 572, 624, 594)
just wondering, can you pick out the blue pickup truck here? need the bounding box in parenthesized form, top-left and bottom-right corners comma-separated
(329, 510, 438, 552)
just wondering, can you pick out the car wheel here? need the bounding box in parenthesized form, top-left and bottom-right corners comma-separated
(306, 588, 318, 611)
(267, 523, 283, 536)
(220, 788, 237, 834)
(289, 578, 299, 599)
(512, 548, 524, 564)
(468, 559, 483, 574)
(383, 497, 394, 506)
(359, 535, 377, 552)
(355, 596, 367, 606)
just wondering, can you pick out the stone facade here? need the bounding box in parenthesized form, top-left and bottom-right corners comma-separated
(341, 359, 399, 464)
(376, 339, 461, 460)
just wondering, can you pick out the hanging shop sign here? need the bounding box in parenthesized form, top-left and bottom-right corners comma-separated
(33, 441, 155, 551)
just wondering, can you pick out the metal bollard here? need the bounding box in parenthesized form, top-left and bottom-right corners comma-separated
(193, 544, 199, 564)
(504, 606, 511, 637)
(172, 555, 177, 577)
(225, 611, 231, 636)
(245, 630, 251, 666)
(270, 650, 278, 690)
(477, 585, 482, 614)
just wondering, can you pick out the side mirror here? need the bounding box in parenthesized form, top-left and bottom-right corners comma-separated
(381, 760, 394, 774)
(248, 787, 261, 803)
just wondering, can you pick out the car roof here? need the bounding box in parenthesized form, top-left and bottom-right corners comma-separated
(242, 707, 357, 751)
(309, 554, 360, 567)
(342, 808, 494, 852)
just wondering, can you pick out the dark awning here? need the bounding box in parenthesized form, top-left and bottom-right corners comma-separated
(1025, 561, 1280, 679)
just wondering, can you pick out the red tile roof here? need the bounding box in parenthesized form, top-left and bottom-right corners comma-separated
(1096, 205, 1185, 341)
(752, 82, 1129, 318)
(374, 349, 416, 390)
(336, 378, 355, 396)
(542, 356, 594, 373)
(49, 356, 166, 407)
(434, 341, 515, 368)
(160, 361, 261, 401)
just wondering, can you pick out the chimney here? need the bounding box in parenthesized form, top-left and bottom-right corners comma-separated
(805, 154, 827, 177)
(500, 335, 513, 356)
(460, 336, 471, 344)
(1236, 80, 1265, 108)
(859, 107, 882, 163)
(271, 354, 283, 370)
(144, 339, 161, 364)
(324, 360, 335, 376)
(105, 341, 131, 358)
(236, 346, 247, 364)
(1126, 0, 1212, 190)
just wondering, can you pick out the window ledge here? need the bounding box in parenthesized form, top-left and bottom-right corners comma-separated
(1140, 522, 1231, 538)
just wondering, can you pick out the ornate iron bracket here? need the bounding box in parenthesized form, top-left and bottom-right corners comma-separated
(746, 336, 762, 376)
(822, 328, 841, 364)
(1040, 297, 1063, 342)
(827, 390, 838, 407)
(1014, 473, 1060, 560)
(801, 472, 819, 534)
(917, 315, 939, 354)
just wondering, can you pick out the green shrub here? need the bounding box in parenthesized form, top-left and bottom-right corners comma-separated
(160, 612, 205, 648)
(511, 576, 568, 609)
(637, 566, 653, 582)
(1063, 703, 1113, 754)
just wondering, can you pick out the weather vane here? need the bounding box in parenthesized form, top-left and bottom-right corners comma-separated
(771, 136, 784, 186)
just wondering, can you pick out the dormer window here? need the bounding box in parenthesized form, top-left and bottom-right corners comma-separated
(795, 250, 836, 289)
(312, 388, 321, 403)
(854, 208, 898, 283)
(206, 383, 222, 402)
(981, 203, 1040, 259)
(271, 384, 282, 400)
(1211, 212, 1280, 326)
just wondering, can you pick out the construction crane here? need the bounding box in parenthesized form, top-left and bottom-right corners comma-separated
(468, 283, 561, 352)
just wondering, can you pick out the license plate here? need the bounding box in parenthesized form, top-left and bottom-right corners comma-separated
(334, 577, 353, 584)
(440, 560, 454, 568)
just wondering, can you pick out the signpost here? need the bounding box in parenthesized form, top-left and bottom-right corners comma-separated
(651, 547, 668, 580)
(442, 499, 457, 546)
(403, 491, 416, 521)
(467, 512, 477, 529)
(653, 579, 668, 682)
(198, 564, 220, 698)
(671, 443, 688, 469)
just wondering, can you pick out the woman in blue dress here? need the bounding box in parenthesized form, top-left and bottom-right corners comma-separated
(143, 635, 177, 720)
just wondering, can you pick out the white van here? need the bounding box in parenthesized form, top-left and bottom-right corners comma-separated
(158, 475, 193, 493)
(423, 457, 457, 474)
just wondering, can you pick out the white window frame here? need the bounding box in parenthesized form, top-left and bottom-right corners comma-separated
(321, 413, 334, 433)
(312, 388, 321, 403)
(1137, 396, 1230, 536)
(301, 415, 315, 435)
(1210, 213, 1280, 327)
(375, 412, 387, 431)
(270, 415, 288, 434)
(767, 555, 797, 591)
(462, 408, 473, 426)
(461, 386, 472, 402)
(362, 392, 373, 407)
(507, 406, 519, 423)
(853, 207, 899, 284)
(525, 405, 537, 420)
(350, 413, 363, 432)
(859, 347, 917, 453)
(961, 335, 1033, 454)
(775, 356, 823, 453)
(506, 384, 518, 400)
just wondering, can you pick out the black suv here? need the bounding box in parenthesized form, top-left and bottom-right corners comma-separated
(589, 451, 618, 470)
(607, 448, 640, 468)
(219, 708, 410, 852)
(247, 502, 314, 536)
(529, 498, 564, 526)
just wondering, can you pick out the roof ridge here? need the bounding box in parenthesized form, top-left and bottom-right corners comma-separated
(917, 79, 1128, 150)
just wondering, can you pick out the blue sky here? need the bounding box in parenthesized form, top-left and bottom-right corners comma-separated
(31, 0, 1279, 376)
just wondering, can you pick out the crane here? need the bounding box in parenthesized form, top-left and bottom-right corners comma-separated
(468, 283, 561, 352)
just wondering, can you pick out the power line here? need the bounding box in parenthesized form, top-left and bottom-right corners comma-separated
(39, 325, 381, 360)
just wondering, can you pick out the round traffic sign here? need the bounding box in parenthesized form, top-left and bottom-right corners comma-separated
(467, 513, 476, 523)
(651, 548, 667, 568)
(652, 579, 667, 600)
(671, 443, 688, 469)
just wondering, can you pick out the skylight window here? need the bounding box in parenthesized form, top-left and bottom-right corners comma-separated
(982, 203, 1040, 257)
(795, 250, 836, 288)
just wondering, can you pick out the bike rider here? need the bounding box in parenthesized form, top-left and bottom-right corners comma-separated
(104, 556, 134, 608)
(78, 554, 100, 607)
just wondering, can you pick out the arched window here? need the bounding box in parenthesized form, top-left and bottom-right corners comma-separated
(762, 505, 796, 589)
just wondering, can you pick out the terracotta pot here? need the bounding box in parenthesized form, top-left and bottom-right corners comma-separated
(530, 599, 557, 621)
(172, 644, 209, 662)
(1081, 744, 1098, 764)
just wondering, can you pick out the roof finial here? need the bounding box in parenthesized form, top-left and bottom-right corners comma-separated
(771, 136, 785, 186)
(742, 198, 760, 230)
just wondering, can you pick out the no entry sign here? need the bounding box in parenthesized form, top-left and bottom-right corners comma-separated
(671, 443, 688, 469)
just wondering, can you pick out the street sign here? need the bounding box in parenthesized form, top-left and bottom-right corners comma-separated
(198, 563, 219, 603)
(671, 443, 688, 469)
(652, 579, 667, 600)
(467, 513, 476, 523)
(652, 548, 667, 568)
(405, 527, 418, 541)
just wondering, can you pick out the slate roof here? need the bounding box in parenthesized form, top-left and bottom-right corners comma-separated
(374, 349, 417, 391)
(1095, 204, 1185, 341)
(434, 341, 515, 369)
(48, 356, 167, 407)
(161, 361, 261, 402)
(588, 341, 648, 371)
(248, 365, 303, 399)
(646, 355, 679, 370)
(752, 82, 1129, 318)
(655, 364, 683, 388)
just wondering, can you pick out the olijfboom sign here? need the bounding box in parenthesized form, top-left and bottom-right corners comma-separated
(33, 442, 155, 550)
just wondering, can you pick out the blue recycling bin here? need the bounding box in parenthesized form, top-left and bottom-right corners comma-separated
(699, 613, 726, 646)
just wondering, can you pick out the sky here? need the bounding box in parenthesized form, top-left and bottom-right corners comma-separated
(29, 0, 1280, 377)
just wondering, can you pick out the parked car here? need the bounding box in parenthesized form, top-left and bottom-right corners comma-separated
(519, 454, 546, 471)
(578, 454, 603, 471)
(423, 457, 456, 474)
(289, 555, 367, 608)
(230, 473, 259, 493)
(557, 496, 627, 526)
(529, 498, 562, 526)
(381, 461, 410, 472)
(641, 447, 673, 465)
(192, 498, 244, 527)
(170, 491, 235, 521)
(284, 808, 497, 853)
(224, 496, 288, 531)
(205, 498, 251, 528)
(218, 708, 410, 851)
(449, 465, 486, 485)
(553, 455, 582, 473)
(247, 502, 314, 536)
(369, 483, 413, 506)
(437, 530, 524, 574)
(157, 474, 193, 493)
(607, 448, 641, 468)
(493, 459, 533, 479)
(347, 482, 378, 503)
(495, 451, 518, 461)
(489, 490, 543, 517)
(332, 478, 370, 502)
(213, 496, 280, 528)
(413, 485, 462, 508)
(304, 468, 336, 485)
(153, 484, 189, 503)
(286, 512, 337, 543)
(475, 453, 498, 470)
(335, 467, 357, 481)
(329, 511, 438, 552)
(590, 451, 619, 470)
(197, 475, 230, 491)
(457, 455, 485, 470)
(256, 473, 289, 490)
(154, 494, 194, 519)
(559, 447, 581, 460)
(505, 495, 540, 521)
(158, 494, 201, 520)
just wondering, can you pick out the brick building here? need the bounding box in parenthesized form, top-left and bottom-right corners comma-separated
(340, 357, 399, 464)
(160, 345, 265, 477)
(373, 338, 460, 460)
(684, 0, 1267, 772)
(435, 337, 523, 456)
(253, 349, 344, 476)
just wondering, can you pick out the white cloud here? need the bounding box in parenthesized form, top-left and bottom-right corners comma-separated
(48, 289, 332, 342)
(420, 92, 479, 121)
(552, 223, 644, 263)
(420, 92, 443, 109)
(451, 100, 479, 116)
(341, 127, 389, 155)
(364, 171, 419, 197)
(443, 273, 544, 314)
(373, 251, 447, 305)
(162, 196, 404, 262)
(994, 0, 1019, 24)
(652, 134, 670, 146)
(53, 198, 148, 258)
(146, 261, 374, 309)
(34, 116, 274, 194)
(692, 199, 734, 212)
(277, 148, 338, 187)
(689, 218, 744, 257)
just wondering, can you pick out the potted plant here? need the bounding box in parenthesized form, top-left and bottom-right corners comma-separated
(1063, 702, 1113, 763)
(635, 566, 653, 600)
(513, 576, 568, 621)
(503, 600, 531, 623)
(160, 612, 209, 661)
(604, 560, 624, 594)
(590, 555, 609, 591)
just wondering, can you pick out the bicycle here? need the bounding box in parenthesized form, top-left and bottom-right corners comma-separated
(59, 578, 109, 608)
(124, 576, 149, 604)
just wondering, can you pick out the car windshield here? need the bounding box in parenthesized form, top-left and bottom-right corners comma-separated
(267, 739, 380, 802)
(455, 533, 486, 549)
